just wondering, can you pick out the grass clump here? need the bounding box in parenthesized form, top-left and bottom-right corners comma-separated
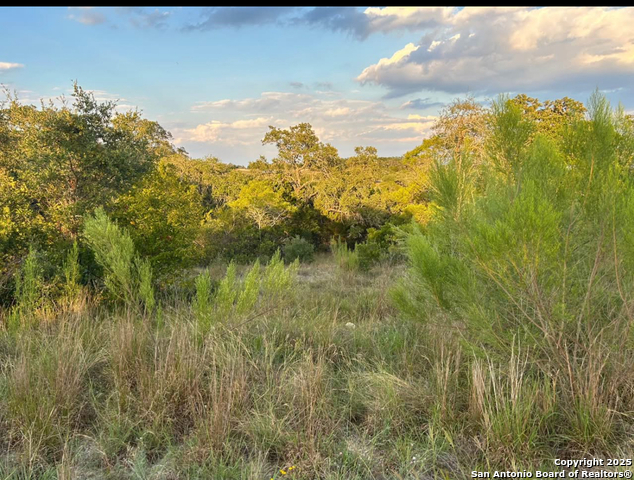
(331, 239, 359, 273)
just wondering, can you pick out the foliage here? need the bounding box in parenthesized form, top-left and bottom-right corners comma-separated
(331, 238, 359, 272)
(115, 161, 204, 277)
(262, 122, 340, 201)
(83, 208, 137, 304)
(62, 241, 81, 300)
(282, 235, 315, 263)
(395, 91, 634, 453)
(261, 250, 298, 302)
(207, 252, 297, 321)
(136, 257, 155, 314)
(8, 246, 44, 330)
(0, 84, 171, 265)
(354, 241, 382, 272)
(193, 269, 213, 329)
(3, 84, 634, 478)
(83, 207, 155, 312)
(367, 223, 404, 261)
(236, 259, 261, 314)
(510, 93, 586, 139)
(432, 96, 489, 163)
(228, 180, 294, 230)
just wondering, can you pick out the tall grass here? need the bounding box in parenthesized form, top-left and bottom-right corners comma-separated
(394, 92, 634, 460)
(1, 251, 634, 478)
(2, 259, 455, 479)
(330, 239, 359, 273)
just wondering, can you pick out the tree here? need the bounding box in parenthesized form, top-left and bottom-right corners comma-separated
(115, 161, 204, 275)
(262, 123, 340, 202)
(0, 84, 172, 256)
(229, 180, 294, 230)
(162, 153, 248, 210)
(511, 94, 586, 139)
(432, 97, 489, 163)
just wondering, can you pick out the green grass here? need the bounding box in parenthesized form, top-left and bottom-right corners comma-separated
(0, 254, 633, 479)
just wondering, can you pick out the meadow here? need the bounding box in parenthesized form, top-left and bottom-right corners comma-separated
(2, 89, 634, 479)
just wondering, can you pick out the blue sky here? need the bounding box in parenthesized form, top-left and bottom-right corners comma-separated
(2, 7, 633, 164)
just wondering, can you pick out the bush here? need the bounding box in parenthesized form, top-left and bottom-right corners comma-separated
(354, 242, 381, 272)
(206, 252, 298, 323)
(262, 250, 298, 302)
(114, 162, 204, 279)
(83, 207, 155, 312)
(282, 236, 315, 263)
(193, 269, 212, 330)
(8, 246, 44, 330)
(394, 92, 634, 454)
(367, 223, 405, 262)
(83, 208, 137, 304)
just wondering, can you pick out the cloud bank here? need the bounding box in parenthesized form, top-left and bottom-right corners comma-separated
(356, 7, 634, 96)
(173, 91, 437, 161)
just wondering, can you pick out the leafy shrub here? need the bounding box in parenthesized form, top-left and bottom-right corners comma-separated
(193, 270, 212, 331)
(62, 241, 81, 301)
(214, 261, 238, 318)
(136, 258, 155, 314)
(83, 208, 137, 304)
(236, 260, 261, 314)
(367, 223, 405, 262)
(203, 252, 297, 323)
(83, 207, 155, 312)
(282, 236, 315, 263)
(354, 242, 381, 272)
(262, 250, 298, 301)
(331, 237, 387, 273)
(114, 161, 204, 279)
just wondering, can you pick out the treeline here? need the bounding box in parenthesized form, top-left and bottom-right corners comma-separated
(0, 83, 614, 303)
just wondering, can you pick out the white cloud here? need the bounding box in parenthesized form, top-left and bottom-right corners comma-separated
(324, 107, 351, 117)
(357, 7, 634, 96)
(179, 117, 274, 145)
(176, 91, 437, 162)
(362, 7, 455, 34)
(0, 62, 24, 71)
(68, 7, 106, 26)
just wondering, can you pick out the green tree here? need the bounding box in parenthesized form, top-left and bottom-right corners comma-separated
(511, 94, 586, 139)
(115, 161, 204, 275)
(229, 180, 294, 231)
(262, 123, 340, 202)
(0, 84, 172, 264)
(432, 97, 489, 163)
(397, 90, 634, 371)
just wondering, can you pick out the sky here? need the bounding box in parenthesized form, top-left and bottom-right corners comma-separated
(2, 7, 634, 165)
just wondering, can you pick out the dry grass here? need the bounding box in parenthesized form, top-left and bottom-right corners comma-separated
(1, 256, 633, 479)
